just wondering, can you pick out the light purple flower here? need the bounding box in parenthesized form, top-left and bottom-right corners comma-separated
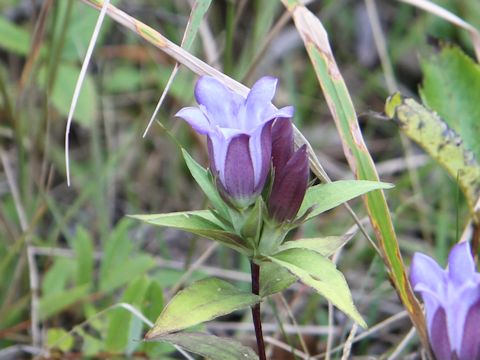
(268, 119, 309, 222)
(410, 242, 480, 360)
(176, 76, 294, 207)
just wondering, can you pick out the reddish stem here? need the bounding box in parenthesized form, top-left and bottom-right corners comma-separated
(250, 261, 266, 360)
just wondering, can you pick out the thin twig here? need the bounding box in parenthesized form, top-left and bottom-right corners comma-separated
(312, 310, 409, 359)
(167, 242, 218, 296)
(262, 336, 310, 360)
(279, 294, 310, 358)
(340, 323, 358, 360)
(387, 326, 417, 360)
(0, 148, 40, 348)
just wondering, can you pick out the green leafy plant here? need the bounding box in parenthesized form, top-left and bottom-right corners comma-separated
(132, 77, 392, 358)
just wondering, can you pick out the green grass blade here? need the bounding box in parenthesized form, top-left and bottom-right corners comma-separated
(281, 0, 429, 350)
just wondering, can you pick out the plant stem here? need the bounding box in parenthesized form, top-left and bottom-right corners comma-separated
(250, 261, 267, 360)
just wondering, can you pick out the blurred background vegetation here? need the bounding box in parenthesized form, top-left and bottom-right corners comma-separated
(0, 0, 479, 358)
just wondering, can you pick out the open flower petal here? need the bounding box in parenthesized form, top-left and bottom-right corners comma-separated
(248, 120, 273, 189)
(194, 76, 244, 128)
(448, 241, 475, 285)
(460, 300, 480, 360)
(176, 107, 212, 135)
(411, 252, 446, 293)
(430, 308, 452, 360)
(223, 134, 255, 203)
(243, 77, 278, 129)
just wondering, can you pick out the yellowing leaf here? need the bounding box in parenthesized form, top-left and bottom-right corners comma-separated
(146, 278, 260, 339)
(386, 93, 480, 220)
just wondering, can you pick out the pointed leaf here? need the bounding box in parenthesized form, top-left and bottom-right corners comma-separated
(386, 93, 480, 220)
(130, 210, 250, 255)
(182, 149, 229, 217)
(269, 248, 366, 327)
(298, 180, 393, 221)
(277, 235, 350, 256)
(259, 261, 297, 297)
(146, 278, 260, 338)
(152, 332, 258, 360)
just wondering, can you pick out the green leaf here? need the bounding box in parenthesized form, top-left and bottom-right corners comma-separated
(71, 227, 94, 286)
(39, 284, 89, 320)
(269, 248, 366, 327)
(182, 149, 229, 217)
(46, 328, 75, 352)
(42, 258, 75, 295)
(386, 93, 480, 220)
(0, 17, 30, 55)
(99, 254, 156, 293)
(103, 65, 144, 93)
(277, 236, 350, 256)
(146, 278, 260, 338)
(259, 262, 297, 297)
(130, 210, 250, 255)
(183, 0, 213, 51)
(105, 277, 150, 353)
(299, 180, 393, 221)
(143, 280, 164, 322)
(100, 219, 133, 285)
(420, 46, 480, 160)
(152, 332, 258, 360)
(37, 64, 98, 126)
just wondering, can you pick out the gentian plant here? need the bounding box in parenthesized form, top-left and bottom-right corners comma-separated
(410, 242, 480, 360)
(132, 76, 392, 359)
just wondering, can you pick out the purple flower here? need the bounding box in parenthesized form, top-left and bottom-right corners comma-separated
(268, 118, 309, 222)
(410, 242, 480, 360)
(176, 76, 293, 207)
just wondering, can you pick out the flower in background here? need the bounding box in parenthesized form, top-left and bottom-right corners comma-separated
(268, 118, 309, 222)
(410, 242, 480, 360)
(176, 76, 293, 207)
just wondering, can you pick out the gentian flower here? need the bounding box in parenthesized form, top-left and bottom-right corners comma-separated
(268, 119, 309, 222)
(176, 76, 294, 207)
(410, 242, 480, 360)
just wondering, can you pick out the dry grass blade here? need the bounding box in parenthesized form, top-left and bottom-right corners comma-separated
(281, 0, 430, 355)
(80, 0, 248, 95)
(397, 0, 480, 62)
(143, 0, 212, 137)
(65, 0, 110, 186)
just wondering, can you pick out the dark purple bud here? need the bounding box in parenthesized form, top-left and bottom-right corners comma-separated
(271, 118, 294, 171)
(268, 145, 309, 222)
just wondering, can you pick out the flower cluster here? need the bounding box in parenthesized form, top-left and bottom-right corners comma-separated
(176, 76, 309, 222)
(410, 242, 480, 360)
